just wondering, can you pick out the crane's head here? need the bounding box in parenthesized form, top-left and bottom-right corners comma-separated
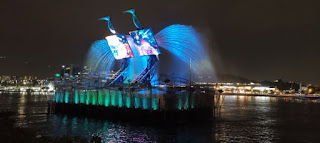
(123, 9, 135, 15)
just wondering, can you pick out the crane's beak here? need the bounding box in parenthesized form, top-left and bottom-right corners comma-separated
(99, 16, 110, 21)
(123, 9, 135, 15)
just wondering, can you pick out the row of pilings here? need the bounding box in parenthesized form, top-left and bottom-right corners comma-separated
(51, 86, 215, 122)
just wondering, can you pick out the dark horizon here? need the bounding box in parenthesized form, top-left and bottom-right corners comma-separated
(0, 0, 319, 84)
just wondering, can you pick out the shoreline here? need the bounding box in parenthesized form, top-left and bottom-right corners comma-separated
(221, 93, 320, 99)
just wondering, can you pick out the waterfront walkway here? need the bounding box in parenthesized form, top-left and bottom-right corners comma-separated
(221, 93, 320, 99)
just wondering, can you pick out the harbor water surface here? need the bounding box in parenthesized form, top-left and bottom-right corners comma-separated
(1, 92, 320, 142)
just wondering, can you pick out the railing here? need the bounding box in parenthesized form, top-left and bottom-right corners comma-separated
(132, 58, 158, 84)
(107, 66, 129, 86)
(151, 77, 196, 87)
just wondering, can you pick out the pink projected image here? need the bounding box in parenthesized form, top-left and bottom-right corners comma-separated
(129, 28, 160, 56)
(106, 34, 134, 60)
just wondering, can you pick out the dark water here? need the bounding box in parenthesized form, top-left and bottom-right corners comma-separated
(1, 92, 320, 142)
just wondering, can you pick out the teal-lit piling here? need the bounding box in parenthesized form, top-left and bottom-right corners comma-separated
(53, 87, 214, 122)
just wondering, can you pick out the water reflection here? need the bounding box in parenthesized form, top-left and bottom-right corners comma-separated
(47, 114, 215, 142)
(215, 95, 320, 142)
(50, 115, 157, 142)
(18, 92, 26, 117)
(2, 93, 320, 142)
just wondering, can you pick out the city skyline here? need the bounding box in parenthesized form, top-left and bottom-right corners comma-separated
(0, 0, 319, 84)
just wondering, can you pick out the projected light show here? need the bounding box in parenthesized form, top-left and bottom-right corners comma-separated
(3, 1, 320, 142)
(129, 28, 160, 56)
(106, 34, 134, 60)
(155, 24, 214, 76)
(86, 40, 116, 72)
(84, 8, 214, 87)
(86, 26, 213, 82)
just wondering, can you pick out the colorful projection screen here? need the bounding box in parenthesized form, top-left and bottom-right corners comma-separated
(106, 34, 134, 60)
(129, 28, 161, 56)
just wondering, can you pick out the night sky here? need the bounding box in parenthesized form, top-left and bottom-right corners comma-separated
(0, 0, 319, 84)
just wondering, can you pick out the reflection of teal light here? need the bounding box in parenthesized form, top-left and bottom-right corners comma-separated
(103, 122, 108, 132)
(84, 118, 88, 131)
(62, 115, 67, 125)
(71, 117, 77, 133)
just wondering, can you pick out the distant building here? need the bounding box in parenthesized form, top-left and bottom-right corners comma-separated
(212, 82, 278, 95)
